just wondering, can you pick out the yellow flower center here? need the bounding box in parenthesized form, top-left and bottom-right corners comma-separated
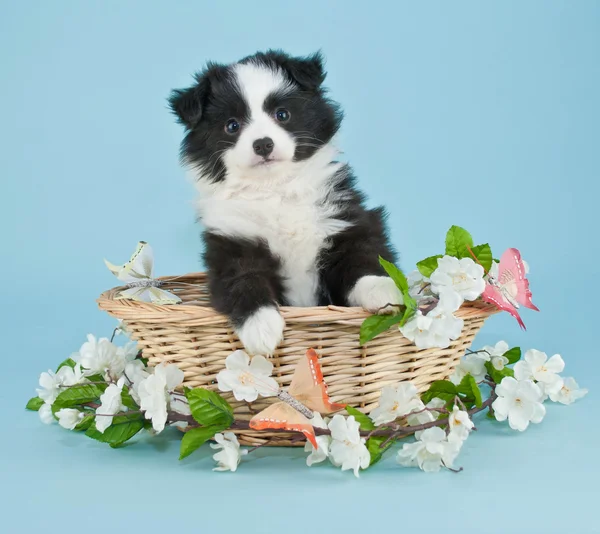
(453, 274, 467, 285)
(515, 397, 522, 406)
(239, 372, 253, 386)
(391, 402, 399, 412)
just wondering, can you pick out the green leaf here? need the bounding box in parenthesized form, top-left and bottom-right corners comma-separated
(445, 225, 474, 258)
(378, 256, 409, 293)
(26, 397, 44, 411)
(185, 388, 234, 427)
(359, 313, 404, 345)
(74, 414, 94, 431)
(503, 347, 522, 365)
(345, 406, 375, 431)
(421, 380, 459, 407)
(485, 361, 514, 385)
(85, 373, 105, 382)
(416, 255, 443, 277)
(400, 294, 417, 327)
(85, 413, 144, 446)
(457, 375, 483, 408)
(56, 358, 77, 371)
(179, 425, 222, 460)
(52, 383, 107, 414)
(121, 387, 139, 410)
(469, 243, 493, 272)
(366, 436, 393, 466)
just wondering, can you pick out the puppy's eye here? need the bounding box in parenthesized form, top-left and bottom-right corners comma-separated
(275, 109, 291, 123)
(225, 119, 240, 134)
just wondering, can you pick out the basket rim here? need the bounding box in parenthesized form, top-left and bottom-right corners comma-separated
(97, 271, 499, 325)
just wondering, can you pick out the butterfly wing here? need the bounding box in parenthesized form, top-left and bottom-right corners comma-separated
(115, 286, 152, 302)
(148, 287, 181, 305)
(482, 283, 526, 330)
(498, 248, 539, 311)
(288, 348, 346, 414)
(104, 241, 154, 283)
(250, 402, 317, 448)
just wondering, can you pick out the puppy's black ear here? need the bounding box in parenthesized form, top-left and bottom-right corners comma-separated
(270, 50, 326, 91)
(168, 63, 226, 129)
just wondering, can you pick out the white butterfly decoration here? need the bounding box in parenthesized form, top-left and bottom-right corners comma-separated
(104, 241, 181, 305)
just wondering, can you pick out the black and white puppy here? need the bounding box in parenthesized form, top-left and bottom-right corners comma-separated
(169, 50, 402, 355)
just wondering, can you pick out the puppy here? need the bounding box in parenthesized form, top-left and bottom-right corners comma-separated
(169, 50, 402, 355)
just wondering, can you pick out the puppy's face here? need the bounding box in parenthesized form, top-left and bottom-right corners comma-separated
(169, 51, 342, 183)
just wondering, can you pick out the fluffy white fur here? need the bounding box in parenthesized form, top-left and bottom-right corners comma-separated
(195, 142, 352, 308)
(347, 275, 404, 313)
(235, 306, 286, 356)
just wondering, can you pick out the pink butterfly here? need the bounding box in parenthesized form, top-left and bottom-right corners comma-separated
(481, 248, 539, 330)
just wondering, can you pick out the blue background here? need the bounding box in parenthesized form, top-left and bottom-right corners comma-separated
(1, 1, 598, 532)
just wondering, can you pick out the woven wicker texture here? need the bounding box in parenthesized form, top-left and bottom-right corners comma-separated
(98, 272, 497, 446)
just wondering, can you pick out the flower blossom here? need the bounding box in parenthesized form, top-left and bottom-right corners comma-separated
(57, 408, 85, 430)
(138, 363, 184, 433)
(74, 334, 138, 381)
(407, 398, 446, 426)
(492, 377, 545, 431)
(430, 256, 486, 304)
(448, 405, 474, 440)
(216, 350, 279, 402)
(548, 377, 588, 405)
(37, 364, 85, 424)
(514, 350, 564, 397)
(211, 432, 247, 472)
(449, 353, 488, 385)
(96, 377, 126, 433)
(397, 427, 462, 472)
(480, 340, 510, 370)
(328, 415, 371, 477)
(400, 292, 463, 349)
(370, 383, 423, 425)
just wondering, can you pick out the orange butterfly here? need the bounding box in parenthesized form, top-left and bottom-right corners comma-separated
(249, 348, 346, 448)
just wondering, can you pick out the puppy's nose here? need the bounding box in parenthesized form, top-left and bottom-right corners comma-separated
(253, 137, 274, 157)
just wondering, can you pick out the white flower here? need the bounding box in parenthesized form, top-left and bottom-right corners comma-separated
(514, 350, 565, 397)
(303, 412, 331, 465)
(328, 415, 371, 477)
(492, 377, 546, 431)
(211, 432, 247, 472)
(448, 405, 474, 440)
(56, 408, 84, 430)
(370, 383, 423, 425)
(74, 335, 137, 381)
(397, 427, 462, 472)
(96, 377, 126, 433)
(407, 270, 432, 299)
(37, 364, 85, 404)
(401, 297, 464, 350)
(124, 360, 149, 404)
(138, 363, 184, 433)
(480, 340, 510, 370)
(449, 353, 487, 385)
(407, 398, 446, 426)
(304, 435, 332, 466)
(549, 377, 588, 405)
(39, 403, 55, 425)
(216, 351, 279, 402)
(430, 256, 486, 304)
(114, 320, 129, 336)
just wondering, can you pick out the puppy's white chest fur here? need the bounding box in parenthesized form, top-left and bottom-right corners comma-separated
(195, 145, 351, 306)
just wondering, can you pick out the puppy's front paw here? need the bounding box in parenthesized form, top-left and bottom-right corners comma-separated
(235, 306, 285, 356)
(348, 275, 404, 314)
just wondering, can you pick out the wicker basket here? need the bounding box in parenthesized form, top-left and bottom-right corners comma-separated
(97, 272, 498, 446)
